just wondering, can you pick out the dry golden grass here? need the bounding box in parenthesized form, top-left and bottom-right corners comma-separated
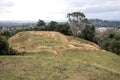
(8, 31, 100, 55)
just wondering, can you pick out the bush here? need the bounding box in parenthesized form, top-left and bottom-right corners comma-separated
(0, 35, 24, 55)
(47, 21, 58, 31)
(95, 29, 120, 55)
(55, 23, 72, 35)
(37, 19, 46, 26)
(79, 25, 96, 42)
(0, 36, 9, 55)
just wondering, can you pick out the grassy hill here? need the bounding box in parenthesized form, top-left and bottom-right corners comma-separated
(8, 31, 99, 53)
(0, 31, 120, 80)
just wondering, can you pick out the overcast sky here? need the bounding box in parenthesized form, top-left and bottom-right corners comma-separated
(0, 0, 120, 21)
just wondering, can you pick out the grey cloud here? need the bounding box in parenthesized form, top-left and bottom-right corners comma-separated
(69, 0, 110, 7)
(0, 0, 120, 20)
(0, 1, 14, 14)
(83, 6, 120, 13)
(0, 1, 14, 7)
(86, 11, 120, 20)
(66, 0, 120, 20)
(68, 0, 120, 13)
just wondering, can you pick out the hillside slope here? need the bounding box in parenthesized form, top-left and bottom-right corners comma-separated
(8, 31, 100, 54)
(0, 31, 119, 80)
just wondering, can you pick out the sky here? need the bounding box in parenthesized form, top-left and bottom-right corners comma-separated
(0, 0, 120, 21)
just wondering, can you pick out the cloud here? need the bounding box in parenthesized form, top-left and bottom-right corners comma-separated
(0, 0, 120, 21)
(0, 2, 14, 7)
(66, 0, 120, 20)
(0, 0, 14, 7)
(0, 0, 14, 14)
(83, 5, 120, 13)
(68, 0, 120, 13)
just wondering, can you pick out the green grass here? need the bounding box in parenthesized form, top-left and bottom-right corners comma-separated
(0, 50, 120, 80)
(2, 31, 120, 80)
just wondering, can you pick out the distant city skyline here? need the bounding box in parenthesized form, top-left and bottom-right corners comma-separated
(0, 0, 120, 21)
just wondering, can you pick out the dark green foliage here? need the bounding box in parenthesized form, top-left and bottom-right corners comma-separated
(96, 29, 120, 55)
(34, 26, 47, 31)
(37, 19, 46, 26)
(80, 25, 96, 42)
(56, 23, 72, 35)
(67, 12, 88, 37)
(67, 12, 95, 42)
(0, 35, 24, 55)
(0, 36, 9, 55)
(108, 39, 120, 55)
(47, 21, 58, 31)
(81, 18, 89, 23)
(47, 21, 71, 35)
(67, 12, 85, 18)
(0, 30, 14, 39)
(102, 39, 120, 55)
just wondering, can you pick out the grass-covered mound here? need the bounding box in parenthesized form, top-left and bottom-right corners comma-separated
(8, 31, 100, 55)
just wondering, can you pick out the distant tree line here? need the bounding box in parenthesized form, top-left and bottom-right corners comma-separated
(36, 20, 72, 35)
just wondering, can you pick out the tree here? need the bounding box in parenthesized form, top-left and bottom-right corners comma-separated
(95, 29, 120, 55)
(0, 36, 9, 55)
(0, 30, 13, 39)
(37, 19, 46, 26)
(67, 12, 95, 42)
(80, 24, 95, 42)
(67, 12, 89, 37)
(46, 21, 71, 35)
(47, 21, 58, 31)
(0, 35, 24, 55)
(56, 23, 71, 35)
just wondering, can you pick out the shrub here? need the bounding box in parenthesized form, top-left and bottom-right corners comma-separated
(95, 29, 120, 55)
(0, 36, 9, 55)
(0, 35, 24, 55)
(79, 25, 96, 42)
